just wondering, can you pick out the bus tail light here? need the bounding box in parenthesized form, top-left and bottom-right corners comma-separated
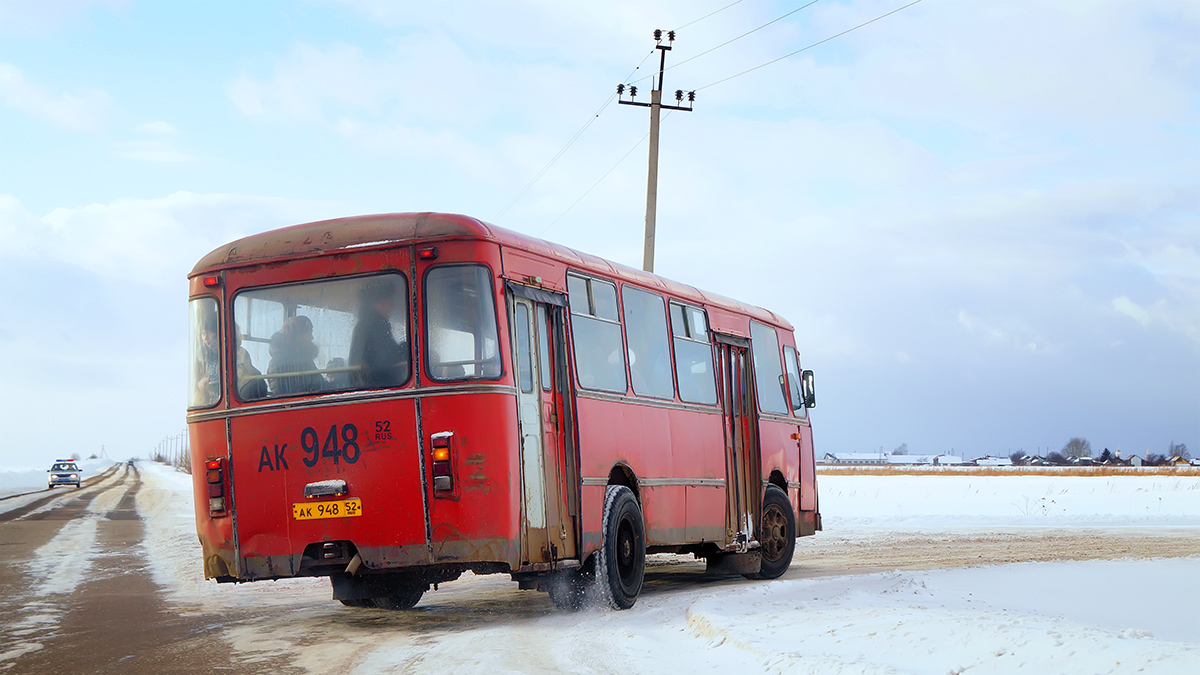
(430, 432, 453, 493)
(206, 458, 228, 517)
(417, 246, 438, 260)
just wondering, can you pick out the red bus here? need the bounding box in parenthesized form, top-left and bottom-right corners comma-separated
(187, 213, 818, 610)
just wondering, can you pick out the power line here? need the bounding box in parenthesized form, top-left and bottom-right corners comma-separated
(669, 0, 823, 73)
(696, 0, 924, 92)
(674, 0, 747, 31)
(539, 113, 676, 237)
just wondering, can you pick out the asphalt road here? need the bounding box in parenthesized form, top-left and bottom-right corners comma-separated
(0, 464, 287, 674)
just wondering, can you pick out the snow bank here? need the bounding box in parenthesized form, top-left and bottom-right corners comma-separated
(135, 461, 328, 609)
(820, 474, 1200, 528)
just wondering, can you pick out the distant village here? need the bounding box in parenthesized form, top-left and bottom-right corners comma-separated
(820, 439, 1197, 468)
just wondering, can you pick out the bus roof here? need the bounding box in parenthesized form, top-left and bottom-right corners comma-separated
(191, 212, 792, 331)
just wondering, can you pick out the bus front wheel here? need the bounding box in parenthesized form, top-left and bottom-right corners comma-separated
(744, 485, 796, 580)
(598, 485, 645, 610)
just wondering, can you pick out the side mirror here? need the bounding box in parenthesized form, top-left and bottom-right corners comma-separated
(801, 370, 816, 408)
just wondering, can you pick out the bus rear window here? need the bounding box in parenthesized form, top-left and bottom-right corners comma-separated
(232, 274, 410, 400)
(424, 265, 502, 382)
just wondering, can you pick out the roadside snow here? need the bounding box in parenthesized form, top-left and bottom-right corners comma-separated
(136, 466, 1200, 673)
(819, 474, 1200, 528)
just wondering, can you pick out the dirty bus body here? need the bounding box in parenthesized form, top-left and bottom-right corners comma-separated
(187, 213, 819, 610)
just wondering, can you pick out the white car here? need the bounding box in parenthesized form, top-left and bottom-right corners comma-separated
(47, 460, 82, 488)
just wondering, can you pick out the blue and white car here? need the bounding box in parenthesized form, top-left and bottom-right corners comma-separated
(47, 460, 82, 488)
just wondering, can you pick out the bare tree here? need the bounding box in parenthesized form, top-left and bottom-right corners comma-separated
(1061, 437, 1092, 458)
(1167, 441, 1190, 460)
(892, 443, 909, 456)
(1046, 451, 1067, 465)
(1008, 451, 1025, 465)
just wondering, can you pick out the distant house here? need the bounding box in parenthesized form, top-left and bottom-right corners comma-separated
(1126, 455, 1143, 467)
(1071, 456, 1095, 466)
(821, 452, 887, 465)
(1168, 456, 1191, 466)
(934, 455, 964, 465)
(886, 454, 936, 465)
(975, 456, 1013, 466)
(1028, 455, 1050, 466)
(1190, 458, 1200, 467)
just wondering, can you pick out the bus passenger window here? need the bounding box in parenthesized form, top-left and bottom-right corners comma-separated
(622, 286, 674, 399)
(350, 278, 411, 388)
(669, 302, 717, 405)
(568, 274, 626, 393)
(750, 321, 788, 414)
(233, 273, 410, 400)
(425, 265, 502, 382)
(188, 297, 221, 408)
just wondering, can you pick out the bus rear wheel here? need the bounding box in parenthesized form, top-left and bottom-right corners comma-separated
(369, 584, 425, 610)
(744, 485, 795, 580)
(598, 485, 645, 610)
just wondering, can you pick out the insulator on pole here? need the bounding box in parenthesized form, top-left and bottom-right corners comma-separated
(654, 29, 662, 41)
(617, 84, 625, 95)
(630, 85, 638, 98)
(675, 89, 683, 102)
(667, 30, 676, 42)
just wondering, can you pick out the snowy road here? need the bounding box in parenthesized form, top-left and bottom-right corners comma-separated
(1, 464, 1196, 674)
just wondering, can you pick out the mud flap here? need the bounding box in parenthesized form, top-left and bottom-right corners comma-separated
(704, 550, 761, 576)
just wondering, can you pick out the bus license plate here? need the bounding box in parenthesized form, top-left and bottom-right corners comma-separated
(293, 498, 362, 521)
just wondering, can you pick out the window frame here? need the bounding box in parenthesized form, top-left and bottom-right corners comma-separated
(229, 271, 413, 403)
(188, 295, 223, 410)
(749, 320, 789, 415)
(422, 262, 505, 384)
(620, 284, 676, 400)
(668, 300, 718, 406)
(566, 272, 628, 394)
(783, 344, 808, 419)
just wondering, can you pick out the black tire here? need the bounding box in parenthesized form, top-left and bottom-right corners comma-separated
(370, 585, 425, 610)
(598, 485, 645, 610)
(338, 598, 373, 608)
(745, 485, 796, 580)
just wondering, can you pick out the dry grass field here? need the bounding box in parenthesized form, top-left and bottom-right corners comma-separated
(817, 465, 1200, 477)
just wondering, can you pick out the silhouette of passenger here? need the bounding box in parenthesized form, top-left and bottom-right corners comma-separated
(324, 357, 352, 390)
(267, 315, 325, 395)
(349, 280, 409, 388)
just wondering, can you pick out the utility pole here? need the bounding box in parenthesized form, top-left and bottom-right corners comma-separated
(618, 29, 694, 273)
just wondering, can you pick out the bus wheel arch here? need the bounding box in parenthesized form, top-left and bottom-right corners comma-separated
(767, 469, 788, 494)
(607, 462, 640, 505)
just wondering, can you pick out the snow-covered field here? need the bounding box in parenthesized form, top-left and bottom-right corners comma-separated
(136, 464, 1200, 674)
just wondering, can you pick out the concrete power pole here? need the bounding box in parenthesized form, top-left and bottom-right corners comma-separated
(618, 29, 694, 273)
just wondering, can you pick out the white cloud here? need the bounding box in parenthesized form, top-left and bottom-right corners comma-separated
(136, 120, 179, 136)
(0, 192, 346, 286)
(0, 61, 111, 131)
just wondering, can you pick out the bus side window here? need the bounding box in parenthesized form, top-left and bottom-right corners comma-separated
(622, 286, 674, 399)
(568, 274, 627, 393)
(750, 321, 788, 414)
(669, 302, 717, 405)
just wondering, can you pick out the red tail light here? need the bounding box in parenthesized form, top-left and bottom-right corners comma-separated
(202, 275, 221, 288)
(206, 457, 228, 517)
(430, 433, 453, 494)
(417, 246, 438, 260)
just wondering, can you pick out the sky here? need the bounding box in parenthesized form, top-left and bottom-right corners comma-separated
(0, 0, 1196, 468)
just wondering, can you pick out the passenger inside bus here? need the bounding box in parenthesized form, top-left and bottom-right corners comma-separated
(194, 313, 220, 406)
(235, 328, 268, 400)
(267, 315, 326, 396)
(349, 280, 410, 388)
(323, 357, 353, 389)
